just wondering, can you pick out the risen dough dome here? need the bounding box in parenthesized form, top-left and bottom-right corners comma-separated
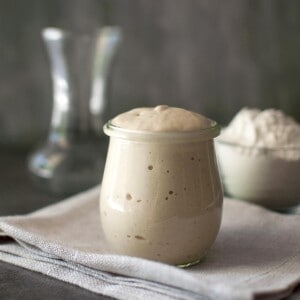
(111, 105, 212, 132)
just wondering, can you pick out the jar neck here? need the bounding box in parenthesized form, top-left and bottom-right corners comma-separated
(103, 120, 221, 143)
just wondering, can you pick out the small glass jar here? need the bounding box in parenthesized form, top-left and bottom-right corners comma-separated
(100, 120, 222, 266)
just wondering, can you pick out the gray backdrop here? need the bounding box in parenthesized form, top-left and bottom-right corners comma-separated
(0, 0, 299, 149)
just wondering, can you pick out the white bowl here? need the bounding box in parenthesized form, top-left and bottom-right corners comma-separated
(215, 140, 300, 211)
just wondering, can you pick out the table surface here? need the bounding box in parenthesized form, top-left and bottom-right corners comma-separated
(0, 149, 299, 300)
(0, 149, 112, 300)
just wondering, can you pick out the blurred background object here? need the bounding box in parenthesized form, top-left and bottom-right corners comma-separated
(27, 26, 121, 195)
(0, 0, 299, 151)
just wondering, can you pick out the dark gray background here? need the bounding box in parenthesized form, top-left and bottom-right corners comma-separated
(0, 0, 300, 149)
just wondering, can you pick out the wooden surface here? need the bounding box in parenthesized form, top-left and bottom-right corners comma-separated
(0, 150, 60, 215)
(0, 260, 113, 300)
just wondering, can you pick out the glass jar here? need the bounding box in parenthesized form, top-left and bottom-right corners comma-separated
(100, 120, 223, 266)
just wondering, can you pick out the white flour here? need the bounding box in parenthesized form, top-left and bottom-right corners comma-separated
(219, 108, 300, 160)
(216, 108, 300, 208)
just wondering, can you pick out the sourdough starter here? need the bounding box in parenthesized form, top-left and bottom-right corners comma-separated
(100, 105, 222, 265)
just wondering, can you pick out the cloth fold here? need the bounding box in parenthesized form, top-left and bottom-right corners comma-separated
(0, 186, 299, 300)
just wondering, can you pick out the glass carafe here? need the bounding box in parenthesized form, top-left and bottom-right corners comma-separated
(28, 27, 121, 196)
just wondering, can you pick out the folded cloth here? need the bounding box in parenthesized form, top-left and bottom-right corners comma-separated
(0, 186, 299, 300)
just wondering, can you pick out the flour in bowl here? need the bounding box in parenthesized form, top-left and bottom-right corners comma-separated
(216, 108, 300, 208)
(219, 108, 300, 160)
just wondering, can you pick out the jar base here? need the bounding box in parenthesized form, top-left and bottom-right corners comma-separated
(176, 258, 202, 268)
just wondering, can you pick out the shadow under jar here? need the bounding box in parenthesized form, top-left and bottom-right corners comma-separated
(100, 121, 223, 266)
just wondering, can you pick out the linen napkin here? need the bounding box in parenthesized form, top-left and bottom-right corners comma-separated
(0, 186, 299, 300)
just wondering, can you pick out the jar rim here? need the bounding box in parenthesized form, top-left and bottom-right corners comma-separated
(103, 119, 221, 142)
